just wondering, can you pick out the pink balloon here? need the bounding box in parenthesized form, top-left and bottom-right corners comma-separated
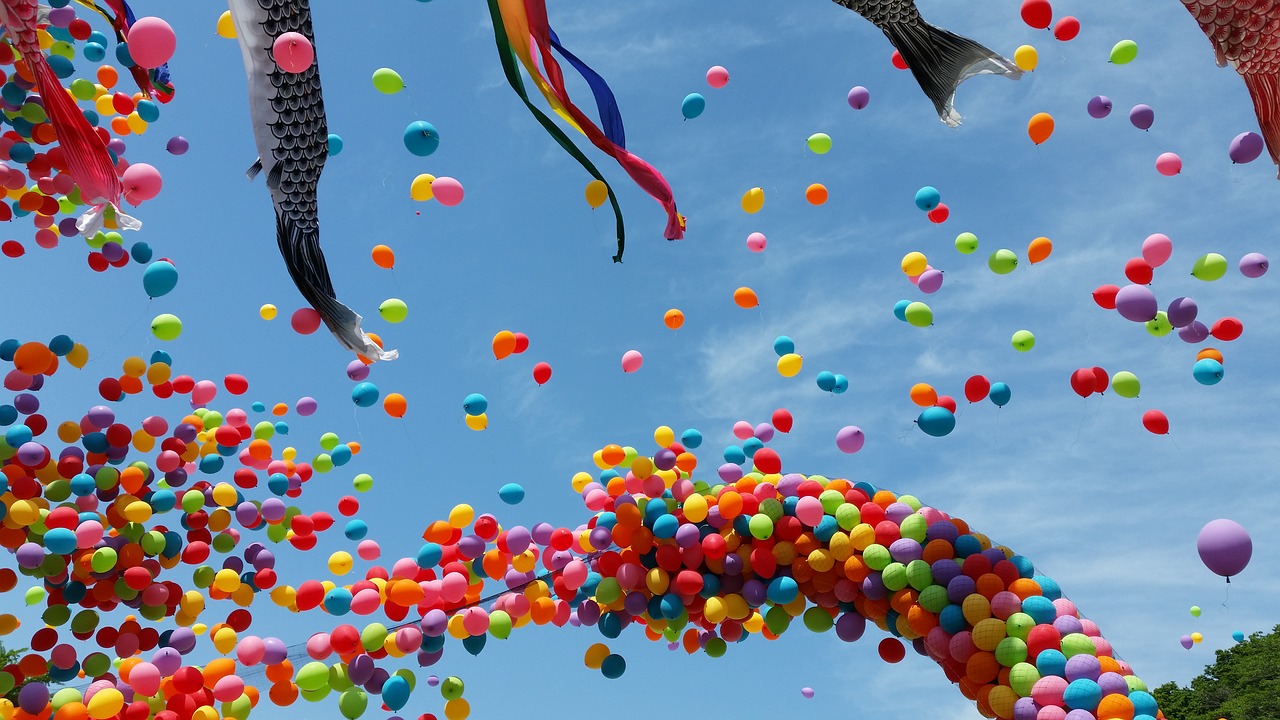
(191, 380, 217, 405)
(212, 675, 245, 703)
(127, 17, 175, 69)
(305, 633, 332, 660)
(272, 32, 315, 73)
(357, 539, 381, 560)
(706, 65, 729, 88)
(128, 662, 161, 696)
(1155, 152, 1183, 176)
(732, 421, 754, 440)
(432, 176, 465, 206)
(1141, 233, 1172, 268)
(121, 163, 162, 204)
(621, 350, 643, 373)
(746, 232, 767, 252)
(235, 636, 265, 666)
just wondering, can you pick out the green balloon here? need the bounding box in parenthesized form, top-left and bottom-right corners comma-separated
(440, 676, 465, 701)
(139, 603, 167, 622)
(0, 673, 13, 697)
(352, 473, 373, 492)
(300, 686, 331, 703)
(319, 432, 341, 450)
(372, 67, 405, 94)
(1011, 329, 1036, 352)
(1111, 371, 1140, 398)
(1192, 252, 1228, 281)
(704, 637, 727, 657)
(758, 497, 784, 521)
(954, 232, 979, 254)
(361, 622, 388, 652)
(834, 503, 860, 530)
(379, 298, 408, 323)
(70, 609, 100, 634)
(25, 586, 47, 607)
(806, 132, 832, 154)
(150, 313, 183, 341)
(211, 532, 237, 554)
(594, 577, 621, 605)
(748, 513, 774, 540)
(1146, 311, 1173, 337)
(801, 607, 833, 632)
(1009, 662, 1041, 697)
(192, 565, 215, 589)
(862, 544, 891, 571)
(1190, 605, 1201, 617)
(82, 652, 111, 678)
(71, 78, 97, 100)
(42, 604, 70, 627)
(988, 249, 1019, 274)
(91, 547, 117, 573)
(899, 514, 928, 542)
(1060, 632, 1097, 658)
(181, 489, 205, 513)
(764, 606, 792, 635)
(995, 636, 1028, 667)
(918, 585, 949, 613)
(818, 489, 845, 514)
(881, 562, 908, 592)
(51, 688, 83, 712)
(1005, 612, 1036, 641)
(904, 301, 933, 327)
(222, 695, 252, 720)
(394, 669, 417, 691)
(328, 664, 353, 692)
(488, 609, 512, 639)
(904, 559, 933, 591)
(1110, 39, 1139, 65)
(296, 661, 330, 692)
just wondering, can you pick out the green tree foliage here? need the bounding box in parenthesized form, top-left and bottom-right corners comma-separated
(1153, 625, 1280, 720)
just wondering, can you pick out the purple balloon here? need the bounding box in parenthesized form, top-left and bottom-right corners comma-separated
(835, 425, 865, 454)
(348, 653, 375, 685)
(1197, 518, 1252, 578)
(1228, 131, 1264, 164)
(1179, 320, 1210, 343)
(917, 268, 944, 294)
(1114, 284, 1158, 322)
(847, 86, 870, 110)
(17, 682, 49, 714)
(166, 136, 190, 155)
(753, 423, 775, 442)
(261, 637, 287, 665)
(1180, 634, 1194, 649)
(1130, 104, 1155, 131)
(1239, 252, 1269, 278)
(1166, 297, 1198, 328)
(835, 611, 866, 642)
(1087, 95, 1112, 119)
(16, 541, 44, 568)
(346, 359, 370, 381)
(800, 687, 816, 699)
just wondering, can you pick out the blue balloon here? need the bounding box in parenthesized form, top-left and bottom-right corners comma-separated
(893, 299, 911, 322)
(43, 528, 77, 555)
(815, 371, 837, 392)
(600, 654, 626, 679)
(1232, 630, 1245, 642)
(328, 134, 344, 156)
(136, 100, 160, 123)
(916, 407, 956, 437)
(343, 519, 368, 540)
(417, 543, 442, 568)
(680, 428, 703, 448)
(498, 482, 525, 505)
(382, 676, 411, 712)
(352, 382, 380, 407)
(322, 588, 353, 615)
(723, 445, 746, 465)
(47, 54, 75, 79)
(773, 336, 795, 356)
(149, 350, 172, 365)
(130, 242, 153, 263)
(766, 576, 799, 604)
(115, 41, 135, 67)
(1192, 358, 1224, 385)
(681, 93, 706, 120)
(403, 121, 440, 157)
(832, 374, 849, 394)
(914, 186, 941, 211)
(989, 382, 1012, 407)
(463, 392, 488, 416)
(142, 261, 179, 298)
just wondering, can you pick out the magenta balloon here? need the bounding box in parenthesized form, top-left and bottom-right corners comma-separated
(1197, 519, 1252, 578)
(917, 268, 944, 294)
(1129, 104, 1154, 131)
(1087, 95, 1112, 119)
(1165, 297, 1198, 328)
(1229, 131, 1264, 164)
(1141, 233, 1172, 268)
(1113, 284, 1158, 322)
(432, 176, 465, 206)
(835, 425, 865, 454)
(1239, 252, 1269, 278)
(847, 86, 870, 109)
(1178, 320, 1209, 344)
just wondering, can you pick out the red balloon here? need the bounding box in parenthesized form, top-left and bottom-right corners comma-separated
(1124, 257, 1153, 285)
(878, 637, 907, 663)
(1142, 409, 1169, 435)
(532, 361, 552, 385)
(1092, 284, 1119, 309)
(964, 375, 991, 403)
(1021, 0, 1053, 29)
(513, 332, 530, 354)
(753, 448, 781, 474)
(1211, 317, 1243, 341)
(890, 50, 908, 70)
(936, 395, 957, 413)
(927, 203, 949, 224)
(1053, 16, 1080, 41)
(771, 408, 793, 433)
(223, 374, 249, 395)
(1069, 369, 1096, 398)
(1091, 367, 1109, 394)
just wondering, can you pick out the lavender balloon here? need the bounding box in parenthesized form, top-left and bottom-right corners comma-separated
(1180, 635, 1194, 649)
(917, 268, 944, 294)
(847, 86, 870, 110)
(1087, 95, 1112, 119)
(1239, 252, 1268, 278)
(1228, 131, 1264, 164)
(1129, 104, 1154, 131)
(1178, 320, 1209, 343)
(1166, 297, 1198, 328)
(1114, 284, 1158, 322)
(1197, 518, 1252, 579)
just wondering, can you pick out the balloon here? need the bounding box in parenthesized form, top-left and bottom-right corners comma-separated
(621, 350, 643, 373)
(890, 50, 908, 70)
(379, 298, 408, 323)
(142, 261, 178, 298)
(371, 244, 395, 269)
(1229, 132, 1264, 164)
(835, 426, 865, 453)
(1155, 152, 1182, 176)
(1093, 284, 1120, 310)
(927, 203, 949, 224)
(600, 654, 626, 679)
(805, 183, 828, 205)
(893, 299, 910, 322)
(1027, 237, 1052, 264)
(909, 383, 937, 407)
(954, 232, 978, 254)
(216, 11, 237, 39)
(1027, 113, 1055, 144)
(1180, 321, 1211, 344)
(776, 353, 803, 377)
(741, 187, 764, 213)
(914, 186, 940, 211)
(1197, 519, 1252, 579)
(1054, 16, 1081, 41)
(733, 287, 759, 308)
(774, 336, 795, 356)
(902, 251, 928, 276)
(121, 163, 162, 204)
(1192, 358, 1224, 385)
(463, 393, 488, 416)
(989, 382, 1012, 407)
(1239, 252, 1268, 278)
(801, 687, 815, 699)
(492, 331, 516, 360)
(410, 174, 436, 201)
(1011, 330, 1036, 352)
(1111, 371, 1140, 398)
(1141, 233, 1173, 267)
(464, 413, 488, 431)
(1110, 39, 1139, 64)
(746, 232, 767, 252)
(328, 133, 343, 155)
(1129, 104, 1154, 131)
(372, 68, 405, 94)
(664, 308, 685, 329)
(807, 133, 832, 154)
(1114, 285, 1157, 322)
(1191, 253, 1228, 281)
(532, 362, 552, 385)
(964, 375, 990, 403)
(1125, 257, 1153, 285)
(1087, 95, 1113, 119)
(1014, 45, 1039, 72)
(1141, 409, 1168, 435)
(272, 31, 314, 73)
(1069, 369, 1096, 398)
(150, 314, 182, 341)
(706, 65, 729, 88)
(404, 122, 441, 156)
(917, 268, 943, 294)
(681, 93, 706, 119)
(1190, 606, 1201, 617)
(383, 393, 407, 418)
(903, 302, 933, 328)
(988, 249, 1018, 274)
(127, 17, 176, 69)
(1180, 635, 1194, 650)
(1211, 317, 1242, 342)
(167, 135, 190, 154)
(1020, 0, 1052, 29)
(917, 407, 956, 437)
(584, 180, 608, 209)
(847, 86, 870, 109)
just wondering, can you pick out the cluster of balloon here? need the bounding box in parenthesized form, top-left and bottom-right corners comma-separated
(344, 359, 405, 419)
(909, 384, 957, 438)
(773, 336, 802, 378)
(1068, 368, 1141, 400)
(913, 185, 949, 224)
(964, 375, 1013, 409)
(814, 371, 849, 395)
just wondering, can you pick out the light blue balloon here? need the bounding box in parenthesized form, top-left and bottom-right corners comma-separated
(142, 261, 178, 298)
(498, 482, 525, 505)
(989, 382, 1012, 407)
(463, 393, 488, 416)
(382, 675, 411, 711)
(893, 299, 911, 322)
(832, 374, 849, 394)
(680, 428, 703, 448)
(403, 121, 440, 157)
(773, 336, 794, 356)
(681, 93, 706, 119)
(816, 371, 836, 392)
(328, 134, 344, 156)
(343, 519, 368, 540)
(1192, 358, 1223, 385)
(916, 407, 956, 437)
(351, 382, 380, 407)
(914, 186, 941, 211)
(1232, 630, 1245, 642)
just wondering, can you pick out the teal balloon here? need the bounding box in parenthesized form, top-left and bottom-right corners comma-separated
(498, 483, 525, 504)
(816, 371, 837, 392)
(142, 261, 178, 298)
(351, 382, 379, 407)
(893, 299, 910, 322)
(681, 93, 706, 119)
(832, 374, 849, 394)
(463, 393, 488, 416)
(773, 336, 795, 356)
(989, 382, 1012, 407)
(1193, 358, 1224, 385)
(600, 653, 626, 678)
(382, 676, 411, 711)
(403, 121, 440, 157)
(462, 633, 486, 656)
(916, 407, 956, 437)
(328, 134, 344, 156)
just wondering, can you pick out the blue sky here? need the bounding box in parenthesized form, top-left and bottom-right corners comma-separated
(9, 1, 1280, 718)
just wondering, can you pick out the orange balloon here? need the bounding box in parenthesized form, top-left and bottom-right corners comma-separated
(13, 342, 54, 375)
(492, 330, 517, 360)
(97, 65, 118, 88)
(909, 383, 938, 407)
(1196, 347, 1223, 363)
(805, 183, 828, 205)
(383, 393, 407, 418)
(263, 659, 294, 684)
(1027, 112, 1055, 144)
(663, 308, 684, 329)
(371, 245, 395, 269)
(1027, 236, 1052, 264)
(600, 444, 626, 466)
(733, 287, 759, 309)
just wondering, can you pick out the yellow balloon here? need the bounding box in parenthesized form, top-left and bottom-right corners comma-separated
(1192, 632, 1203, 644)
(776, 353, 803, 378)
(464, 413, 488, 431)
(328, 551, 353, 575)
(584, 179, 608, 209)
(448, 504, 475, 528)
(259, 304, 277, 320)
(86, 688, 124, 720)
(212, 625, 238, 653)
(444, 698, 470, 720)
(0, 614, 19, 635)
(216, 10, 237, 39)
(570, 471, 592, 492)
(67, 343, 89, 368)
(653, 425, 675, 447)
(583, 643, 610, 669)
(901, 251, 928, 276)
(126, 111, 148, 135)
(1014, 44, 1039, 72)
(741, 186, 765, 214)
(410, 174, 435, 202)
